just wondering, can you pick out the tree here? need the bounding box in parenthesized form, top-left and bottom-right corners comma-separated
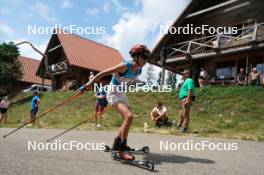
(0, 42, 22, 92)
(166, 71, 177, 89)
(146, 64, 155, 86)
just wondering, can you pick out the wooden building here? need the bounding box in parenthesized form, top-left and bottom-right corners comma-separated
(1, 56, 52, 95)
(37, 29, 123, 90)
(16, 56, 51, 91)
(150, 0, 264, 85)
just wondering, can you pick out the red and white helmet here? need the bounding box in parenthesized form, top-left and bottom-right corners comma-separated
(129, 44, 150, 58)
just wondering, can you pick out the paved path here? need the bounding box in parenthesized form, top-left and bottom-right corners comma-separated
(0, 128, 263, 175)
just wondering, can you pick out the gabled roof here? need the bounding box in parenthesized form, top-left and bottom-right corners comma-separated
(39, 29, 123, 73)
(18, 56, 51, 85)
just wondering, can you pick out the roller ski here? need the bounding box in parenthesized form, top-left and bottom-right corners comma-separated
(108, 137, 154, 170)
(104, 145, 149, 153)
(111, 151, 154, 171)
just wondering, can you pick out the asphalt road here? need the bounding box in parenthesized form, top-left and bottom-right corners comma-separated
(0, 128, 263, 175)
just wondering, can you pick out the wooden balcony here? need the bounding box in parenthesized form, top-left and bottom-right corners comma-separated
(48, 60, 69, 75)
(165, 23, 264, 63)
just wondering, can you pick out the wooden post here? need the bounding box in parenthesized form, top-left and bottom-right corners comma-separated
(246, 55, 249, 74)
(235, 58, 238, 80)
(160, 47, 166, 86)
(161, 67, 165, 86)
(41, 78, 44, 91)
(252, 24, 258, 41)
(216, 34, 221, 49)
(51, 76, 56, 90)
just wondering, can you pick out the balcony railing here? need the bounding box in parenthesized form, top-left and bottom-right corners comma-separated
(48, 60, 68, 75)
(166, 22, 264, 60)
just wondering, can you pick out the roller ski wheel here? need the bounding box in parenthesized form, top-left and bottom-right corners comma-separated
(104, 145, 111, 152)
(145, 161, 155, 171)
(142, 146, 149, 153)
(111, 151, 118, 160)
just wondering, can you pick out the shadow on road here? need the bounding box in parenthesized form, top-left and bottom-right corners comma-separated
(142, 153, 215, 165)
(22, 154, 160, 172)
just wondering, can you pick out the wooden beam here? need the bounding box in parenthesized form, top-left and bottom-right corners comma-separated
(223, 1, 251, 13)
(186, 0, 239, 18)
(48, 44, 62, 53)
(191, 41, 214, 48)
(171, 47, 188, 54)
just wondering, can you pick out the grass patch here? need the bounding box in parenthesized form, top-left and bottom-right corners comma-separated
(1, 87, 264, 141)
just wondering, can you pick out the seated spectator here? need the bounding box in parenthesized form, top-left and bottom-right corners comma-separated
(150, 102, 168, 127)
(237, 68, 247, 86)
(249, 67, 262, 86)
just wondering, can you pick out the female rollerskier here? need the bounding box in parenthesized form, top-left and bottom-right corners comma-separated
(79, 45, 150, 160)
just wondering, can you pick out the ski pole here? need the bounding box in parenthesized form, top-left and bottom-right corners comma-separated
(46, 120, 86, 142)
(46, 105, 112, 142)
(3, 92, 82, 138)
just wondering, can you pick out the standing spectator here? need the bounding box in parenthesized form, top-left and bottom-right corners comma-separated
(237, 68, 248, 86)
(178, 69, 195, 133)
(150, 101, 168, 127)
(94, 88, 107, 128)
(198, 67, 209, 87)
(28, 91, 40, 126)
(87, 71, 95, 91)
(0, 96, 11, 124)
(89, 71, 94, 81)
(249, 67, 262, 86)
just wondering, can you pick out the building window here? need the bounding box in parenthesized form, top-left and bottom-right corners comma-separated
(216, 61, 236, 79)
(256, 63, 264, 73)
(216, 67, 236, 79)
